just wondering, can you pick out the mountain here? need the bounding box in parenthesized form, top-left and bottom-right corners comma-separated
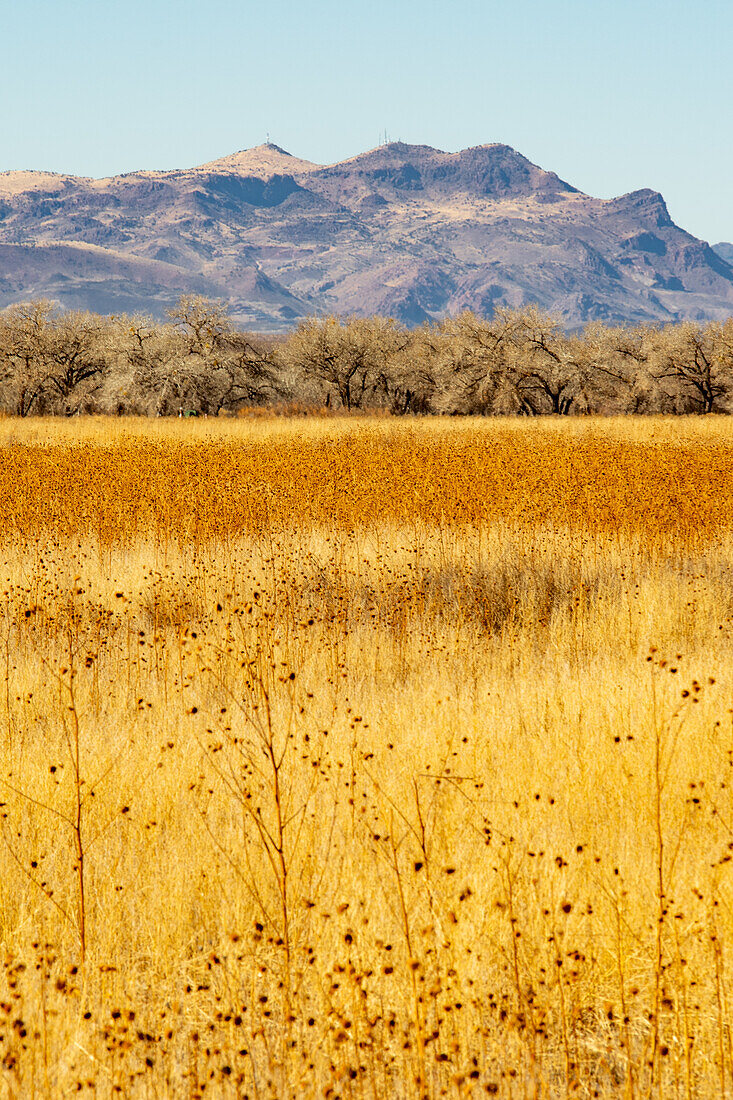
(713, 242, 733, 266)
(0, 141, 732, 329)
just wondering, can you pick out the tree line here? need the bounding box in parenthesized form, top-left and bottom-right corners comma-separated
(1, 295, 732, 417)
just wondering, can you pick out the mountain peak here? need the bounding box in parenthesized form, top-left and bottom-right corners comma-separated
(196, 143, 319, 177)
(310, 141, 577, 200)
(608, 188, 674, 228)
(0, 169, 81, 196)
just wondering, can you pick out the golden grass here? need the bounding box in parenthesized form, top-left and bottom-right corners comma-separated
(1, 416, 733, 1096)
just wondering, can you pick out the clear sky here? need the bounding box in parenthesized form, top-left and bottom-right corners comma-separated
(2, 0, 731, 243)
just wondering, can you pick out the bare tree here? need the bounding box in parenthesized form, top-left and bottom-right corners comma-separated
(0, 301, 55, 416)
(167, 294, 232, 357)
(648, 321, 733, 413)
(430, 310, 521, 414)
(122, 299, 278, 416)
(0, 302, 107, 415)
(506, 307, 587, 415)
(278, 315, 410, 410)
(376, 325, 438, 414)
(42, 311, 107, 409)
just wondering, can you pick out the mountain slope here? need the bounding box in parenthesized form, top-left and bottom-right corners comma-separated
(713, 242, 733, 266)
(0, 142, 731, 329)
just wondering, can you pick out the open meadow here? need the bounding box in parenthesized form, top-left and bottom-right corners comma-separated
(3, 414, 733, 1097)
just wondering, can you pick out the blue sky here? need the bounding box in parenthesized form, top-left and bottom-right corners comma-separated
(2, 0, 731, 242)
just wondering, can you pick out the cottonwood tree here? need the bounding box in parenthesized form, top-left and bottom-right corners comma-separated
(0, 301, 107, 415)
(42, 310, 107, 410)
(506, 307, 587, 415)
(0, 300, 55, 416)
(279, 315, 410, 410)
(168, 294, 232, 357)
(212, 330, 281, 412)
(432, 309, 521, 414)
(649, 321, 733, 413)
(113, 316, 182, 415)
(125, 298, 278, 415)
(365, 324, 438, 414)
(581, 322, 669, 414)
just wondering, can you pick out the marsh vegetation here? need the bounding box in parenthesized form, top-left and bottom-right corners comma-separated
(1, 416, 733, 1096)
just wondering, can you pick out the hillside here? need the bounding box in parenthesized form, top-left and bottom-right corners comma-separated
(0, 142, 732, 329)
(714, 242, 733, 265)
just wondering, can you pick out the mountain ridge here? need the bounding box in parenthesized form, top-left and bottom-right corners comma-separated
(0, 141, 730, 330)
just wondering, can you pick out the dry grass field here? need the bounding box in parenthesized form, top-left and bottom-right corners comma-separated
(2, 415, 733, 1097)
